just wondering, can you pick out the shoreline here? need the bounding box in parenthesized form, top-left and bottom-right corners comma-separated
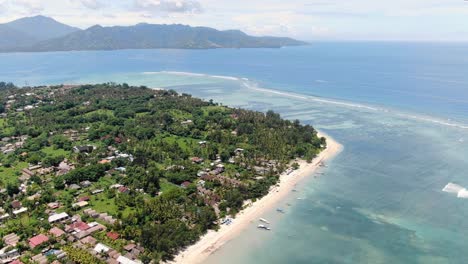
(171, 131, 343, 264)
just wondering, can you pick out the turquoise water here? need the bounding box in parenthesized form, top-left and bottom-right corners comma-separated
(1, 44, 468, 263)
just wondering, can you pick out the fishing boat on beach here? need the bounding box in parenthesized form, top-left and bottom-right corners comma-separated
(257, 224, 271, 230)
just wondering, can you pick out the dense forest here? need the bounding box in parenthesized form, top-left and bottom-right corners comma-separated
(0, 83, 325, 263)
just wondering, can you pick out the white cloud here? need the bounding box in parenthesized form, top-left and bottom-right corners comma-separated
(133, 0, 203, 15)
(78, 0, 104, 10)
(0, 0, 467, 41)
(11, 0, 44, 14)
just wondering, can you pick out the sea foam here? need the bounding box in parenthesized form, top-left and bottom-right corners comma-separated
(149, 71, 468, 130)
(442, 183, 468, 199)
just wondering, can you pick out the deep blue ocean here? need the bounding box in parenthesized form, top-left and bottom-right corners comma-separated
(1, 43, 468, 263)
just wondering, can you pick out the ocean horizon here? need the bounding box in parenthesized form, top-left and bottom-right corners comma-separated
(1, 43, 468, 263)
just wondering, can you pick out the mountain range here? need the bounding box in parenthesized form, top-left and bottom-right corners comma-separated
(0, 16, 307, 52)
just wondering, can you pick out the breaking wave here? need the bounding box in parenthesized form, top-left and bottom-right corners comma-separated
(143, 71, 468, 130)
(442, 183, 468, 199)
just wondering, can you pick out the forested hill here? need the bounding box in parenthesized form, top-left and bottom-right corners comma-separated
(0, 83, 324, 262)
(0, 16, 307, 52)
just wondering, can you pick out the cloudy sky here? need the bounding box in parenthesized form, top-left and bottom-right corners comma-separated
(0, 0, 467, 41)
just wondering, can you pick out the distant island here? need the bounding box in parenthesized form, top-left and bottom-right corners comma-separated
(0, 82, 335, 263)
(0, 16, 307, 52)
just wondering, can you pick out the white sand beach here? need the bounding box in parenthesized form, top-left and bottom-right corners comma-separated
(172, 132, 343, 264)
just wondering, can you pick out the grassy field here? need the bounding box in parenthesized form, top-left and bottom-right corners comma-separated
(90, 193, 134, 218)
(84, 109, 114, 117)
(0, 161, 28, 184)
(42, 146, 69, 157)
(0, 118, 15, 135)
(160, 178, 180, 193)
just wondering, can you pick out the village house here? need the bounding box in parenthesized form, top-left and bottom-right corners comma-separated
(29, 234, 49, 249)
(49, 227, 65, 238)
(80, 236, 97, 246)
(3, 233, 20, 246)
(191, 157, 204, 164)
(63, 129, 80, 141)
(73, 145, 94, 154)
(48, 212, 69, 223)
(56, 159, 74, 175)
(31, 253, 47, 264)
(107, 232, 120, 240)
(12, 207, 27, 216)
(180, 181, 191, 188)
(72, 201, 89, 208)
(0, 248, 20, 263)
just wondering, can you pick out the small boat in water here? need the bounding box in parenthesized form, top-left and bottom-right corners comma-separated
(259, 218, 270, 224)
(276, 208, 285, 213)
(257, 224, 271, 230)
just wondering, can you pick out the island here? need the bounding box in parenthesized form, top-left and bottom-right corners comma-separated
(0, 82, 339, 264)
(0, 16, 307, 53)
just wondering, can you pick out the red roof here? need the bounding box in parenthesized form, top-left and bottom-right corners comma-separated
(70, 221, 90, 231)
(118, 186, 129, 193)
(29, 234, 49, 248)
(107, 231, 120, 240)
(10, 260, 24, 264)
(11, 200, 21, 209)
(78, 196, 90, 202)
(50, 227, 65, 237)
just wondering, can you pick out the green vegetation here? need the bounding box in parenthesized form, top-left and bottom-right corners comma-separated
(0, 83, 325, 263)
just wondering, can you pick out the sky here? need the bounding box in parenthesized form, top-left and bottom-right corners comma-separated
(0, 0, 467, 41)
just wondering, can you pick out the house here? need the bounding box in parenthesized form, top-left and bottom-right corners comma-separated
(29, 234, 49, 248)
(11, 200, 22, 209)
(49, 227, 65, 238)
(118, 186, 129, 193)
(117, 256, 140, 264)
(72, 201, 89, 208)
(78, 196, 90, 202)
(99, 159, 111, 164)
(108, 249, 121, 259)
(83, 208, 99, 218)
(191, 157, 204, 164)
(48, 212, 69, 223)
(123, 244, 136, 252)
(67, 221, 90, 233)
(31, 253, 48, 264)
(56, 159, 74, 175)
(47, 202, 60, 209)
(12, 207, 28, 215)
(3, 233, 20, 246)
(181, 120, 193, 125)
(92, 189, 104, 194)
(68, 184, 81, 190)
(235, 148, 244, 154)
(0, 249, 20, 263)
(107, 232, 120, 240)
(94, 243, 111, 253)
(73, 145, 93, 154)
(80, 236, 97, 246)
(0, 213, 10, 222)
(63, 129, 80, 141)
(37, 166, 54, 175)
(29, 164, 42, 171)
(21, 168, 35, 179)
(180, 181, 191, 188)
(80, 180, 92, 187)
(110, 184, 123, 189)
